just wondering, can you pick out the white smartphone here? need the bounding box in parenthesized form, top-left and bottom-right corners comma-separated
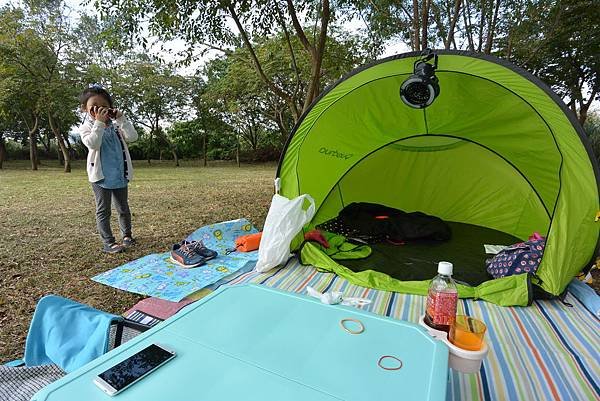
(93, 343, 176, 396)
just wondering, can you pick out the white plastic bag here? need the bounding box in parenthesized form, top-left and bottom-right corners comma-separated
(254, 194, 315, 273)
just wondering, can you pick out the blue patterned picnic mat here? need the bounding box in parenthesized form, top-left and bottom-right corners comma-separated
(91, 219, 259, 301)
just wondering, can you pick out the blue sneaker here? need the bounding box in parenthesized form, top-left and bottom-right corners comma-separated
(170, 241, 205, 268)
(189, 241, 218, 261)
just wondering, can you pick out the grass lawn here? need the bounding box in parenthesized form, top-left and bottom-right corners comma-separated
(0, 159, 276, 363)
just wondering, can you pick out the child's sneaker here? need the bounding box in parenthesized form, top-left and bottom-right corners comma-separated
(170, 241, 205, 268)
(189, 241, 218, 261)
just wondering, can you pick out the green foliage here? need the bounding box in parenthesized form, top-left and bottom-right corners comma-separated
(504, 0, 599, 123)
(99, 0, 299, 57)
(205, 133, 238, 161)
(99, 0, 356, 123)
(2, 139, 28, 160)
(0, 6, 44, 138)
(584, 112, 600, 161)
(202, 29, 367, 148)
(168, 120, 205, 159)
(1, 0, 598, 164)
(351, 0, 598, 123)
(0, 1, 80, 171)
(107, 56, 193, 161)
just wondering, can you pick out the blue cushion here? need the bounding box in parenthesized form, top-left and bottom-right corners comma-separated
(24, 295, 122, 372)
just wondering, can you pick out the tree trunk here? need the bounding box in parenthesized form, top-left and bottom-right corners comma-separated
(476, 0, 486, 52)
(569, 100, 577, 116)
(305, 52, 323, 112)
(578, 90, 596, 126)
(420, 0, 430, 50)
(57, 145, 64, 166)
(236, 134, 240, 168)
(276, 110, 289, 145)
(147, 130, 153, 165)
(48, 113, 71, 173)
(28, 115, 39, 171)
(203, 131, 207, 167)
(62, 131, 74, 155)
(484, 0, 501, 54)
(304, 0, 330, 111)
(41, 133, 51, 153)
(0, 136, 6, 169)
(446, 0, 462, 49)
(251, 132, 258, 152)
(159, 150, 163, 161)
(463, 0, 475, 51)
(172, 149, 179, 167)
(579, 106, 588, 126)
(29, 129, 38, 170)
(412, 0, 420, 50)
(506, 29, 513, 58)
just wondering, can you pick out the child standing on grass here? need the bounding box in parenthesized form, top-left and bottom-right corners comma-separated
(79, 84, 138, 253)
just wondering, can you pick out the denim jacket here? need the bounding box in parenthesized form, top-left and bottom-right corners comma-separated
(79, 114, 138, 183)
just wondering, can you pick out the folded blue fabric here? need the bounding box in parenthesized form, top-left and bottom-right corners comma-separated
(567, 279, 600, 318)
(24, 295, 122, 372)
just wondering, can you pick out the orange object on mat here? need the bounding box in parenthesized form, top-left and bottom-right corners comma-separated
(235, 232, 262, 252)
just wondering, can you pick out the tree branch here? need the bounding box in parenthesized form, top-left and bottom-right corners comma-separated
(226, 3, 292, 104)
(274, 1, 302, 102)
(523, 4, 563, 65)
(484, 0, 501, 54)
(287, 0, 314, 55)
(31, 113, 39, 135)
(303, 0, 330, 110)
(198, 42, 234, 55)
(579, 87, 598, 125)
(584, 87, 599, 109)
(429, 2, 448, 48)
(17, 110, 31, 132)
(446, 0, 463, 50)
(312, 1, 320, 44)
(399, 4, 414, 21)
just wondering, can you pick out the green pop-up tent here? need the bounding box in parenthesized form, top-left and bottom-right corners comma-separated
(276, 50, 600, 306)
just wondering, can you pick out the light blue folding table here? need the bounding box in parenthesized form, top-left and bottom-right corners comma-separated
(32, 285, 448, 401)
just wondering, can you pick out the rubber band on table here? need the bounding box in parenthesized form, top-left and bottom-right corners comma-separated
(340, 318, 365, 334)
(378, 355, 403, 371)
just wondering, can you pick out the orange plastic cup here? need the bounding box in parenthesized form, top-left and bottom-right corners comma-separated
(449, 315, 487, 351)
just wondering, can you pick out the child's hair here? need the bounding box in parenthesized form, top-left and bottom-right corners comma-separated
(79, 84, 114, 111)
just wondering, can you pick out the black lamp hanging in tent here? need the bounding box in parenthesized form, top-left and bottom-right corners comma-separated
(400, 50, 440, 109)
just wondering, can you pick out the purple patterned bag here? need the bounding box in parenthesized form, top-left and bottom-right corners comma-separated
(486, 238, 545, 279)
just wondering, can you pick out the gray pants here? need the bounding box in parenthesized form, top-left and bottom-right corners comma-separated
(91, 183, 132, 245)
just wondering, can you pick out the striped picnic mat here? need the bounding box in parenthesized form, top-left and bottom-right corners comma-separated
(222, 258, 600, 401)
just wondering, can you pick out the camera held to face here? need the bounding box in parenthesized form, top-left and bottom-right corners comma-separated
(92, 105, 117, 119)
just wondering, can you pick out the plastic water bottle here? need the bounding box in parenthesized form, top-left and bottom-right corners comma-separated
(424, 261, 458, 332)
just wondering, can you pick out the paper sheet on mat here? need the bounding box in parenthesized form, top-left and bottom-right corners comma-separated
(484, 244, 509, 254)
(91, 219, 258, 301)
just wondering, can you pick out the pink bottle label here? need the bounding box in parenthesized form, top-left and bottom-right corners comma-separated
(426, 289, 458, 326)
